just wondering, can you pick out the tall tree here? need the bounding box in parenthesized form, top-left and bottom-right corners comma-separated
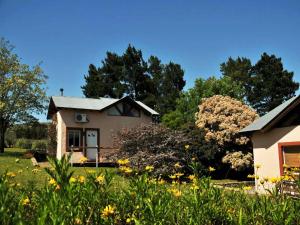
(248, 53, 299, 115)
(220, 56, 252, 99)
(157, 62, 185, 115)
(0, 38, 47, 153)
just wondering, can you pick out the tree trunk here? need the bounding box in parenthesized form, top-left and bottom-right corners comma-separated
(0, 119, 8, 153)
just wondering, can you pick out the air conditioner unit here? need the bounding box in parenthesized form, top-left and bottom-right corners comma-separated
(75, 113, 88, 123)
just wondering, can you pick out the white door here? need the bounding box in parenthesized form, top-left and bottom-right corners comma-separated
(86, 130, 98, 161)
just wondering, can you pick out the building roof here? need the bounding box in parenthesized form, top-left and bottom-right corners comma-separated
(47, 96, 159, 119)
(240, 95, 300, 133)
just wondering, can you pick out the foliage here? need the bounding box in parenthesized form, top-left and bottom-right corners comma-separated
(10, 122, 48, 140)
(82, 44, 185, 114)
(111, 124, 192, 177)
(31, 139, 47, 151)
(195, 95, 258, 146)
(221, 54, 299, 115)
(247, 53, 299, 115)
(4, 128, 16, 147)
(15, 138, 32, 150)
(0, 38, 47, 153)
(222, 151, 253, 171)
(162, 76, 244, 129)
(47, 113, 57, 157)
(1, 156, 300, 224)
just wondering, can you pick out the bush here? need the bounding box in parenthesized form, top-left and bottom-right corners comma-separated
(5, 129, 16, 147)
(15, 138, 32, 150)
(32, 139, 47, 151)
(110, 124, 193, 177)
(47, 114, 57, 157)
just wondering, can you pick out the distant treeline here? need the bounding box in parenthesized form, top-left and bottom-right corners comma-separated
(8, 122, 49, 140)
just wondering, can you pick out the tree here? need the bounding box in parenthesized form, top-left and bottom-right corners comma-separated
(82, 45, 186, 114)
(162, 76, 244, 129)
(247, 53, 299, 115)
(195, 95, 258, 171)
(0, 38, 47, 153)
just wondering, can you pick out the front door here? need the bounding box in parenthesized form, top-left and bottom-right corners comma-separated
(86, 129, 98, 161)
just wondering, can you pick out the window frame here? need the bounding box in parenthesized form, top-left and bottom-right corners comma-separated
(66, 127, 83, 152)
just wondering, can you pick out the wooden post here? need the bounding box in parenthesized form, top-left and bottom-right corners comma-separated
(71, 145, 74, 167)
(96, 145, 99, 168)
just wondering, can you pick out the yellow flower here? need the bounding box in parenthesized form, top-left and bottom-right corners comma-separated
(49, 178, 57, 186)
(174, 162, 181, 168)
(190, 184, 199, 190)
(188, 175, 196, 181)
(96, 175, 105, 184)
(6, 172, 16, 178)
(79, 156, 88, 164)
(145, 165, 154, 172)
(117, 159, 130, 166)
(247, 174, 255, 179)
(69, 177, 77, 183)
(255, 164, 261, 169)
(78, 176, 85, 183)
(32, 168, 40, 174)
(208, 166, 215, 172)
(17, 169, 23, 174)
(185, 145, 190, 150)
(158, 179, 165, 185)
(55, 184, 61, 191)
(101, 205, 116, 219)
(243, 186, 252, 191)
(169, 175, 176, 179)
(259, 180, 265, 185)
(270, 177, 280, 184)
(283, 164, 289, 168)
(170, 188, 182, 197)
(74, 218, 82, 224)
(87, 170, 96, 174)
(22, 197, 30, 206)
(15, 158, 20, 163)
(124, 167, 133, 174)
(263, 177, 269, 182)
(175, 173, 184, 178)
(192, 157, 196, 161)
(126, 218, 132, 223)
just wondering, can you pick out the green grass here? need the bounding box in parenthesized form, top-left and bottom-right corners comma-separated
(0, 148, 127, 188)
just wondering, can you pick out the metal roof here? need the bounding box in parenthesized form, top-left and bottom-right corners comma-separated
(48, 96, 159, 116)
(240, 95, 299, 133)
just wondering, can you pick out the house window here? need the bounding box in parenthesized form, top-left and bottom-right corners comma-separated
(67, 129, 82, 150)
(283, 146, 300, 168)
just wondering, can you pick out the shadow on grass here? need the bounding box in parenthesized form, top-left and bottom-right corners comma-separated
(0, 148, 27, 158)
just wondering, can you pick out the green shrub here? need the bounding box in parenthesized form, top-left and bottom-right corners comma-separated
(15, 138, 32, 149)
(32, 139, 47, 151)
(5, 129, 16, 147)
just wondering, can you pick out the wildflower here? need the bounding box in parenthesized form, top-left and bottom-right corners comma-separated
(126, 218, 132, 223)
(101, 205, 116, 219)
(22, 197, 30, 206)
(270, 177, 280, 184)
(74, 218, 82, 224)
(95, 175, 105, 184)
(158, 179, 165, 185)
(170, 188, 182, 197)
(78, 175, 85, 183)
(79, 156, 88, 164)
(117, 159, 130, 166)
(208, 166, 215, 172)
(191, 157, 196, 161)
(145, 165, 154, 172)
(188, 175, 196, 181)
(69, 177, 77, 183)
(55, 184, 61, 191)
(175, 173, 184, 178)
(49, 178, 57, 186)
(190, 184, 199, 191)
(263, 177, 269, 182)
(17, 169, 23, 174)
(174, 162, 181, 168)
(185, 145, 190, 150)
(259, 180, 265, 185)
(6, 172, 16, 178)
(247, 174, 255, 179)
(32, 168, 40, 174)
(243, 186, 252, 191)
(87, 170, 96, 174)
(255, 164, 261, 169)
(15, 158, 20, 163)
(283, 164, 288, 168)
(169, 175, 176, 179)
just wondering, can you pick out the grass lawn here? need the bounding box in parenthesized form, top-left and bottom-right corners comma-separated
(0, 148, 127, 188)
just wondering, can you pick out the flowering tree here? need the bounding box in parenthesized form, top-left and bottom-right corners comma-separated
(0, 38, 47, 153)
(195, 95, 258, 171)
(195, 95, 258, 146)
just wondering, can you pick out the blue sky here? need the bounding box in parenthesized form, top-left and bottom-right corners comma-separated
(1, 0, 300, 121)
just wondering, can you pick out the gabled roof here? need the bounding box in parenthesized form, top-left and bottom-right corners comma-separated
(240, 95, 300, 133)
(47, 96, 159, 119)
